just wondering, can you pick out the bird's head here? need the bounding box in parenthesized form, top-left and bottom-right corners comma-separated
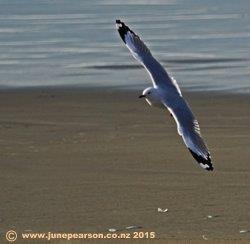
(139, 87, 155, 99)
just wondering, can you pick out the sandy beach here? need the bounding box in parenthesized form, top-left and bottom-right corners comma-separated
(0, 88, 250, 243)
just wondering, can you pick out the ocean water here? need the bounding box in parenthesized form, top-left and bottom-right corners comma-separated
(0, 0, 250, 93)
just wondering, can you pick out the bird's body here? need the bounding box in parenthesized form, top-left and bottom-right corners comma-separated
(116, 20, 214, 171)
(141, 87, 163, 108)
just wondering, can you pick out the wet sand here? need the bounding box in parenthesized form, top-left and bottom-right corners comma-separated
(0, 88, 250, 243)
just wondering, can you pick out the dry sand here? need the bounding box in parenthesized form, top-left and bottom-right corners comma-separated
(0, 88, 249, 243)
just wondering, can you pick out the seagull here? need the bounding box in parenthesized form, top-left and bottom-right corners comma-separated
(116, 20, 214, 171)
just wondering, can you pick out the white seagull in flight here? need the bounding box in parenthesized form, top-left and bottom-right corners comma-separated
(116, 20, 214, 171)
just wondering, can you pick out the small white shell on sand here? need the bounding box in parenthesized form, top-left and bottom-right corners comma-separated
(158, 208, 168, 213)
(239, 229, 249, 233)
(207, 215, 220, 219)
(202, 235, 208, 240)
(125, 226, 141, 230)
(108, 228, 117, 232)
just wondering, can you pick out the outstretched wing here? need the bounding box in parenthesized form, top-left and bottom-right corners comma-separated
(164, 97, 214, 171)
(116, 20, 179, 93)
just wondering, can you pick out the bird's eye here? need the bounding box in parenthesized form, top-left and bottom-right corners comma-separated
(148, 92, 151, 94)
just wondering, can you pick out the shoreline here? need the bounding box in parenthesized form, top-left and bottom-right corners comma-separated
(1, 84, 250, 97)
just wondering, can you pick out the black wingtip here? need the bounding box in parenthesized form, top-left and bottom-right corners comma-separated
(115, 20, 138, 44)
(188, 148, 214, 171)
(115, 19, 128, 43)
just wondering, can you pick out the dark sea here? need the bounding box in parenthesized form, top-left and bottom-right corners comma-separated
(0, 0, 250, 93)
